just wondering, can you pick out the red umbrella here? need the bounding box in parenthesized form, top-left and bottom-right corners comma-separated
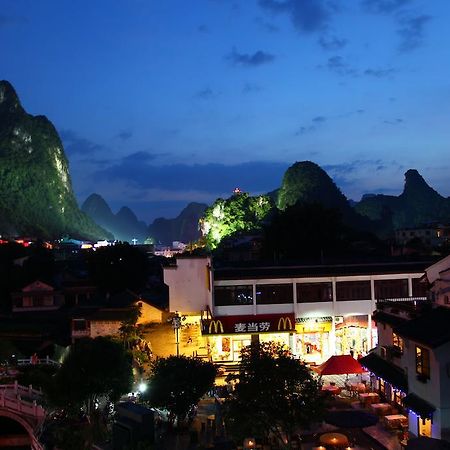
(313, 355, 367, 376)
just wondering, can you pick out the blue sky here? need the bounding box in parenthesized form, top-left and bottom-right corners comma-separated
(2, 0, 450, 222)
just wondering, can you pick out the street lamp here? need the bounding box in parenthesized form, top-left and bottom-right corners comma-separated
(171, 311, 185, 357)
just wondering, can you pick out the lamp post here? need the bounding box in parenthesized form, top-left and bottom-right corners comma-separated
(171, 311, 185, 357)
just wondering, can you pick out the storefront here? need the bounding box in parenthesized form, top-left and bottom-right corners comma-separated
(201, 313, 295, 362)
(335, 315, 370, 357)
(295, 317, 332, 364)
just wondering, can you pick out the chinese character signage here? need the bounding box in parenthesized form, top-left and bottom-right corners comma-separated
(202, 313, 295, 335)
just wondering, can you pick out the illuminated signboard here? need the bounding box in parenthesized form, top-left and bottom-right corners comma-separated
(202, 313, 295, 335)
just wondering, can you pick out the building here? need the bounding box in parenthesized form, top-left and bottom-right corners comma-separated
(12, 281, 64, 312)
(361, 255, 450, 441)
(70, 294, 164, 342)
(395, 224, 450, 248)
(163, 255, 431, 364)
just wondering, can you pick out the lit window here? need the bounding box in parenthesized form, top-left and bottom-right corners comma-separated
(392, 333, 404, 353)
(416, 346, 430, 380)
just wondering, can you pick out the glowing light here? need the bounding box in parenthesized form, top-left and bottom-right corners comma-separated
(138, 382, 147, 393)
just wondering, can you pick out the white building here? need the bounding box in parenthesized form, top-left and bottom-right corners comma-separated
(163, 255, 430, 364)
(362, 255, 450, 441)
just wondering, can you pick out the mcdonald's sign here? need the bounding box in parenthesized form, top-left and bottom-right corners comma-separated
(277, 316, 293, 331)
(202, 313, 295, 335)
(208, 319, 224, 334)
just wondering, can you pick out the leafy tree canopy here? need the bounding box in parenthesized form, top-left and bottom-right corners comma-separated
(143, 355, 216, 425)
(46, 337, 133, 414)
(224, 342, 324, 447)
(200, 192, 273, 249)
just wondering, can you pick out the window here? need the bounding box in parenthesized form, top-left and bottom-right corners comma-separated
(256, 284, 293, 305)
(445, 295, 450, 305)
(374, 279, 408, 299)
(412, 278, 428, 297)
(392, 389, 402, 405)
(33, 296, 44, 307)
(73, 319, 87, 331)
(297, 282, 332, 303)
(416, 346, 430, 380)
(392, 332, 404, 353)
(336, 281, 371, 301)
(214, 285, 253, 306)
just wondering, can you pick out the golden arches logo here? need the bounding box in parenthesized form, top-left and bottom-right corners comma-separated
(208, 320, 224, 334)
(277, 317, 292, 331)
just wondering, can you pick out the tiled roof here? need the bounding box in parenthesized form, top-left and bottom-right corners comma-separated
(373, 311, 408, 328)
(395, 307, 450, 348)
(359, 352, 408, 392)
(403, 393, 435, 418)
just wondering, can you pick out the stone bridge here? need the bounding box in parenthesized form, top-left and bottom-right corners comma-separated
(0, 382, 46, 449)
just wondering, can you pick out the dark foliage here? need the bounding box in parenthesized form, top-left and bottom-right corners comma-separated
(143, 355, 216, 425)
(46, 337, 133, 413)
(224, 342, 324, 446)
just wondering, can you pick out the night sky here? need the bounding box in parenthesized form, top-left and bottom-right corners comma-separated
(2, 0, 450, 222)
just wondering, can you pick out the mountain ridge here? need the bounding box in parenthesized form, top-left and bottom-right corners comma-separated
(0, 80, 111, 240)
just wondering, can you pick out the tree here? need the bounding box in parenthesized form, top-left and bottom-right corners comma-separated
(199, 192, 273, 249)
(224, 342, 324, 449)
(47, 337, 133, 414)
(143, 356, 216, 426)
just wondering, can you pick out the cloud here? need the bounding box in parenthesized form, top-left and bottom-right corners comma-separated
(322, 56, 395, 78)
(323, 159, 405, 198)
(197, 24, 209, 33)
(259, 0, 331, 34)
(397, 14, 431, 52)
(318, 34, 347, 50)
(122, 151, 161, 163)
(242, 82, 262, 94)
(295, 126, 316, 136)
(59, 129, 104, 155)
(226, 48, 275, 67)
(362, 0, 412, 15)
(95, 158, 289, 194)
(117, 130, 132, 140)
(194, 88, 216, 100)
(254, 17, 280, 32)
(324, 56, 357, 76)
(383, 118, 404, 125)
(296, 115, 327, 136)
(364, 67, 395, 78)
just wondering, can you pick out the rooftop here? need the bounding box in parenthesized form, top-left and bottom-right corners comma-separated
(214, 259, 435, 280)
(395, 306, 450, 348)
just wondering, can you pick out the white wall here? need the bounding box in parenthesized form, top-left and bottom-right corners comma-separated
(164, 256, 213, 314)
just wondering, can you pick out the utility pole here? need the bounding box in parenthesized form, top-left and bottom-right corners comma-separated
(171, 311, 184, 356)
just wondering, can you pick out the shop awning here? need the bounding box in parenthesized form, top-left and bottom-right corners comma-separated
(407, 437, 450, 450)
(314, 355, 367, 376)
(359, 352, 408, 392)
(403, 393, 435, 418)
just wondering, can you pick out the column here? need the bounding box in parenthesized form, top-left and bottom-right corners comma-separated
(330, 278, 337, 355)
(367, 313, 372, 352)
